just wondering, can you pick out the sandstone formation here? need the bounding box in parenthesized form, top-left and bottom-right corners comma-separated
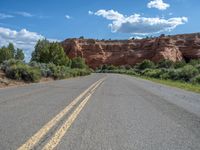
(62, 33, 200, 69)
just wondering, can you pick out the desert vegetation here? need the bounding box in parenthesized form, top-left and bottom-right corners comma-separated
(97, 59, 200, 92)
(0, 40, 91, 83)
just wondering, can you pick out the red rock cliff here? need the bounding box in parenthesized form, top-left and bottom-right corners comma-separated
(62, 33, 200, 69)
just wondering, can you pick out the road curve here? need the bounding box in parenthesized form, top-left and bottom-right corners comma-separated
(0, 73, 200, 150)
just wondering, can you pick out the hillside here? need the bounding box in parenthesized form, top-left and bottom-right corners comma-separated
(62, 33, 200, 69)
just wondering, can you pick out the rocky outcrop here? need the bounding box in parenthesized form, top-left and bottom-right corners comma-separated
(62, 33, 200, 69)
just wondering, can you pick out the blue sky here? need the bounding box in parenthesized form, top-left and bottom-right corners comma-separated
(0, 0, 199, 60)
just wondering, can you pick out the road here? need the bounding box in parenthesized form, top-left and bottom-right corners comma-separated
(0, 74, 200, 150)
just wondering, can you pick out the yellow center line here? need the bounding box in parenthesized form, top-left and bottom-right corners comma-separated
(17, 77, 105, 150)
(42, 79, 105, 150)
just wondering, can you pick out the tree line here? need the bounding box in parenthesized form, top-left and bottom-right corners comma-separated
(0, 43, 24, 63)
(0, 40, 90, 83)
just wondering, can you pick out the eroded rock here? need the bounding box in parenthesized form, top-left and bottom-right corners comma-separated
(62, 33, 200, 69)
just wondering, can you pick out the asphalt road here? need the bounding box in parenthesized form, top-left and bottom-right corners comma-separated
(0, 74, 200, 150)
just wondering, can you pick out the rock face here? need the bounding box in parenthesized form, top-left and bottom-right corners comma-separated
(62, 33, 200, 69)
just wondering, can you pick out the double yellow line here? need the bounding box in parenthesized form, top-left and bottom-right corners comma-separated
(17, 77, 106, 150)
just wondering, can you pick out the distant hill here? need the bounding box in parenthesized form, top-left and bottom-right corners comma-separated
(61, 33, 200, 69)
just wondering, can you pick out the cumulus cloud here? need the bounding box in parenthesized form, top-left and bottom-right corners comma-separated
(95, 10, 124, 20)
(93, 9, 188, 35)
(147, 0, 170, 10)
(15, 11, 33, 17)
(0, 13, 14, 19)
(65, 15, 71, 19)
(0, 27, 44, 61)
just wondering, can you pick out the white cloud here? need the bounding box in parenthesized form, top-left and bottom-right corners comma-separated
(95, 10, 124, 20)
(65, 15, 71, 19)
(88, 11, 94, 15)
(93, 9, 188, 35)
(15, 11, 33, 17)
(0, 13, 14, 19)
(129, 36, 144, 40)
(129, 36, 143, 40)
(0, 27, 44, 61)
(147, 0, 170, 10)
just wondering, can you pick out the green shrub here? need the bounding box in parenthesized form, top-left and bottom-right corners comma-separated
(101, 64, 108, 70)
(135, 60, 155, 70)
(192, 75, 200, 84)
(71, 57, 87, 69)
(189, 59, 200, 66)
(177, 65, 199, 82)
(29, 61, 53, 77)
(195, 64, 200, 72)
(125, 69, 138, 76)
(143, 69, 163, 78)
(125, 65, 132, 70)
(23, 68, 41, 82)
(107, 65, 118, 70)
(119, 65, 126, 70)
(160, 72, 171, 79)
(158, 59, 174, 68)
(5, 63, 41, 82)
(29, 61, 91, 79)
(166, 69, 180, 80)
(1, 59, 24, 71)
(174, 60, 186, 68)
(159, 66, 199, 82)
(50, 65, 66, 79)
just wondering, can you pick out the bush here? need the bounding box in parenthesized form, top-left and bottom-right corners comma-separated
(174, 60, 186, 68)
(166, 69, 180, 80)
(192, 75, 200, 84)
(29, 61, 54, 77)
(5, 63, 41, 82)
(53, 66, 69, 79)
(157, 65, 199, 82)
(196, 64, 200, 72)
(71, 57, 87, 69)
(119, 65, 126, 70)
(107, 65, 118, 70)
(142, 69, 163, 78)
(1, 59, 24, 72)
(158, 59, 174, 68)
(160, 72, 171, 80)
(135, 60, 155, 70)
(125, 65, 132, 70)
(29, 61, 91, 79)
(101, 64, 108, 70)
(125, 69, 138, 76)
(189, 59, 200, 66)
(177, 65, 199, 82)
(22, 68, 41, 82)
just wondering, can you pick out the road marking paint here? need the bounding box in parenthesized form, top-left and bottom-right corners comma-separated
(42, 79, 104, 150)
(17, 78, 105, 150)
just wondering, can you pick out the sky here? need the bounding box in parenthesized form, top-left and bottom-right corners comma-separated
(0, 0, 199, 60)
